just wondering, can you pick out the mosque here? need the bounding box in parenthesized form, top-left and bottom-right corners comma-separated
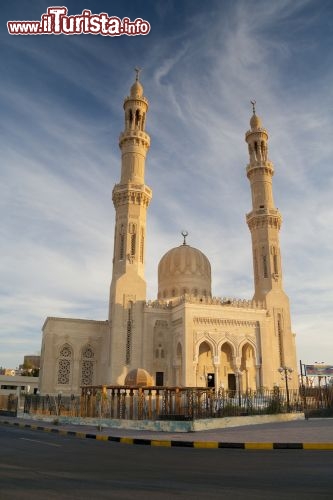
(39, 73, 298, 395)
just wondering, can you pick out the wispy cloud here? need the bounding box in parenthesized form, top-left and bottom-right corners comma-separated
(1, 0, 332, 367)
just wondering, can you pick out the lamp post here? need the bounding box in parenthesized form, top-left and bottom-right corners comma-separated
(236, 370, 242, 407)
(278, 366, 293, 412)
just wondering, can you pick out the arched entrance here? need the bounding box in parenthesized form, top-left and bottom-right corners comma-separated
(219, 342, 234, 391)
(240, 343, 257, 391)
(197, 341, 214, 387)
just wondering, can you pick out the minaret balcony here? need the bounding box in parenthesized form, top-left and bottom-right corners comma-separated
(112, 183, 152, 208)
(246, 161, 274, 175)
(245, 128, 268, 140)
(119, 130, 150, 148)
(246, 209, 282, 229)
(124, 95, 148, 106)
(113, 182, 152, 195)
(246, 207, 280, 218)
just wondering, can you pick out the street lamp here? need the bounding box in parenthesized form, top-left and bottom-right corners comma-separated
(278, 366, 293, 412)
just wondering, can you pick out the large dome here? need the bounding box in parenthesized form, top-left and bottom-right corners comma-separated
(158, 242, 212, 300)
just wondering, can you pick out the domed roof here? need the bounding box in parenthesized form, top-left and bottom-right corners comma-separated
(125, 368, 153, 387)
(130, 80, 143, 98)
(158, 237, 212, 300)
(250, 113, 262, 130)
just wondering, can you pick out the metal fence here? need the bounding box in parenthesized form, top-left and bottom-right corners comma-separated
(0, 394, 18, 416)
(23, 393, 81, 417)
(22, 385, 317, 420)
(300, 385, 333, 417)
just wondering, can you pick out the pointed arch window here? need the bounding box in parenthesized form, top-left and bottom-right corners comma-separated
(129, 223, 137, 258)
(263, 256, 268, 278)
(254, 249, 259, 282)
(81, 346, 94, 386)
(261, 141, 267, 161)
(277, 314, 283, 366)
(135, 109, 141, 129)
(155, 344, 165, 359)
(273, 254, 278, 275)
(119, 224, 125, 260)
(262, 247, 268, 278)
(254, 141, 258, 160)
(140, 228, 144, 263)
(125, 302, 133, 365)
(57, 344, 73, 385)
(131, 233, 136, 256)
(272, 246, 279, 276)
(129, 109, 133, 128)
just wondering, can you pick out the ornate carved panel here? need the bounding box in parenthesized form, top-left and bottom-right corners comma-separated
(193, 317, 258, 328)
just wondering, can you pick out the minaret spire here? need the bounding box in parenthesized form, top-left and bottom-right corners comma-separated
(245, 105, 282, 300)
(111, 72, 152, 287)
(245, 106, 298, 388)
(134, 66, 142, 81)
(108, 73, 152, 383)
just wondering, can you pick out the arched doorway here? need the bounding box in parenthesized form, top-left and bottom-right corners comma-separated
(197, 341, 214, 387)
(240, 343, 257, 391)
(220, 343, 234, 392)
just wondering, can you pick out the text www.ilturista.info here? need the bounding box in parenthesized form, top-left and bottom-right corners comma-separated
(7, 6, 151, 36)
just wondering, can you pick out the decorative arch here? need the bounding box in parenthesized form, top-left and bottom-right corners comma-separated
(176, 342, 182, 357)
(80, 345, 95, 386)
(217, 338, 236, 357)
(153, 320, 169, 384)
(237, 338, 258, 362)
(129, 108, 133, 128)
(196, 341, 214, 387)
(195, 337, 215, 360)
(240, 341, 257, 391)
(57, 343, 73, 385)
(219, 341, 235, 391)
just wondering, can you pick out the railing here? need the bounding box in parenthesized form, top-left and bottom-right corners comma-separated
(23, 386, 315, 420)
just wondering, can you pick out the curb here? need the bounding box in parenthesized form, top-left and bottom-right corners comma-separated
(1, 419, 333, 450)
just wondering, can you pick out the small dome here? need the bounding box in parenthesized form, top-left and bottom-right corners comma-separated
(250, 113, 262, 130)
(130, 80, 143, 98)
(158, 243, 212, 300)
(125, 368, 153, 387)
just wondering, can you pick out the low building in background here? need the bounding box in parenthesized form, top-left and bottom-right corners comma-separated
(0, 374, 39, 395)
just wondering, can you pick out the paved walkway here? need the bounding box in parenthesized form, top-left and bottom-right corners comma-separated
(1, 416, 333, 449)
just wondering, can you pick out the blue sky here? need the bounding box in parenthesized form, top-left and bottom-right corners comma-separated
(1, 0, 332, 369)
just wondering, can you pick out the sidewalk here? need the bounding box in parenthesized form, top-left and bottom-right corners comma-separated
(1, 416, 333, 450)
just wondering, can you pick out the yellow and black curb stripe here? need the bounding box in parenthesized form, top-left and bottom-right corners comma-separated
(2, 420, 333, 450)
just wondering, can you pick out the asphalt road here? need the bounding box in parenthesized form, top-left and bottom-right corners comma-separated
(1, 426, 333, 499)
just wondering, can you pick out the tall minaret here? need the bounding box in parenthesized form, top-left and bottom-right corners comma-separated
(245, 103, 298, 387)
(245, 102, 282, 301)
(107, 70, 152, 384)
